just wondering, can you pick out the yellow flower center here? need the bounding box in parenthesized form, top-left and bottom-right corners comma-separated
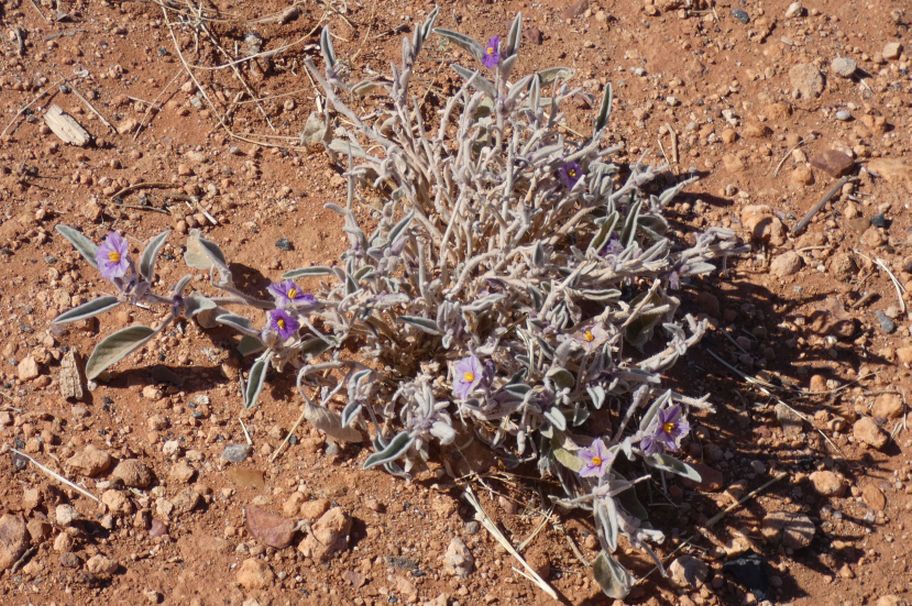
(663, 421, 676, 435)
(486, 46, 495, 55)
(462, 371, 475, 383)
(277, 318, 286, 330)
(107, 251, 121, 263)
(583, 329, 594, 342)
(287, 288, 298, 299)
(568, 168, 577, 178)
(591, 455, 602, 466)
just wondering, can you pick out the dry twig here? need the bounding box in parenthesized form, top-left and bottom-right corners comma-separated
(9, 448, 100, 504)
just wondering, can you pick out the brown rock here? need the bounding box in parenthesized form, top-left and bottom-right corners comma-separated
(771, 251, 803, 277)
(111, 459, 154, 488)
(867, 158, 912, 193)
(853, 416, 888, 449)
(299, 498, 331, 522)
(59, 350, 84, 400)
(876, 595, 904, 606)
(743, 121, 772, 138)
(0, 514, 29, 571)
(809, 470, 846, 497)
(282, 492, 305, 517)
(788, 64, 825, 99)
(740, 205, 787, 246)
(861, 483, 886, 511)
(101, 489, 133, 514)
(897, 346, 912, 367)
(810, 149, 855, 177)
(882, 42, 902, 60)
(169, 461, 195, 484)
(297, 507, 351, 562)
(562, 0, 588, 19)
(17, 356, 40, 381)
(442, 537, 474, 577)
(26, 517, 52, 543)
(669, 555, 708, 588)
(872, 393, 904, 420)
(790, 165, 815, 186)
(761, 511, 815, 549)
(85, 554, 119, 576)
(246, 505, 296, 549)
(67, 444, 115, 478)
(237, 558, 274, 590)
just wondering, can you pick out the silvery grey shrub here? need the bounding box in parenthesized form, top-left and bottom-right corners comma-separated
(53, 10, 742, 598)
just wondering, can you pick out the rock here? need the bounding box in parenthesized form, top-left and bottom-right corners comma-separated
(170, 461, 195, 484)
(867, 158, 912, 193)
(297, 507, 352, 562)
(853, 416, 888, 449)
(26, 518, 52, 543)
(299, 498, 331, 522)
(55, 504, 79, 526)
(53, 532, 74, 552)
(442, 537, 474, 578)
(141, 385, 163, 401)
(670, 555, 709, 588)
(874, 311, 896, 334)
(835, 110, 852, 122)
(761, 511, 815, 549)
(789, 64, 825, 99)
(222, 443, 250, 463)
(282, 493, 305, 517)
(237, 558, 274, 590)
(743, 121, 771, 138)
(44, 104, 92, 146)
(102, 489, 132, 514)
(775, 402, 803, 435)
(862, 483, 886, 511)
(771, 251, 803, 277)
(0, 514, 29, 571)
(111, 459, 155, 489)
(691, 462, 723, 492)
(22, 488, 42, 511)
(59, 551, 82, 569)
(872, 393, 904, 420)
(784, 2, 803, 18)
(301, 111, 328, 149)
(171, 488, 203, 515)
(883, 42, 902, 60)
(246, 505, 296, 549)
(17, 356, 40, 381)
(67, 444, 115, 478)
(896, 346, 912, 367)
(838, 563, 854, 579)
(809, 470, 846, 497)
(85, 554, 118, 576)
(740, 205, 787, 246)
(830, 57, 857, 78)
(790, 165, 815, 186)
(59, 350, 84, 400)
(731, 8, 749, 23)
(876, 595, 904, 606)
(810, 149, 855, 177)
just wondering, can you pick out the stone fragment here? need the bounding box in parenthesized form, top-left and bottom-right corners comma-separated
(299, 498, 331, 522)
(867, 158, 912, 193)
(853, 416, 888, 449)
(862, 483, 886, 511)
(670, 555, 708, 588)
(170, 461, 196, 484)
(67, 444, 115, 478)
(55, 504, 79, 526)
(883, 42, 902, 60)
(784, 2, 803, 18)
(59, 350, 84, 400)
(789, 64, 824, 99)
(111, 459, 155, 489)
(85, 554, 118, 576)
(830, 57, 857, 78)
(771, 251, 803, 277)
(0, 514, 29, 571)
(222, 443, 250, 463)
(17, 356, 40, 381)
(809, 470, 846, 497)
(810, 149, 855, 177)
(237, 558, 274, 590)
(740, 205, 786, 246)
(297, 507, 351, 562)
(246, 506, 296, 549)
(102, 489, 132, 514)
(442, 537, 474, 578)
(761, 511, 815, 549)
(872, 393, 904, 420)
(775, 402, 803, 435)
(44, 104, 92, 146)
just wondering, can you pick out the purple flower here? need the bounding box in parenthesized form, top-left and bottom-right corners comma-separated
(481, 35, 501, 69)
(267, 308, 299, 341)
(572, 322, 612, 354)
(267, 280, 316, 309)
(601, 234, 623, 257)
(452, 355, 483, 399)
(641, 404, 691, 455)
(95, 231, 131, 281)
(558, 161, 583, 189)
(578, 438, 612, 478)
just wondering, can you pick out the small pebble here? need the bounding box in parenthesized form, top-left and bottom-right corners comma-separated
(222, 443, 251, 463)
(874, 311, 896, 334)
(835, 110, 852, 122)
(731, 8, 750, 23)
(275, 238, 294, 251)
(870, 213, 889, 228)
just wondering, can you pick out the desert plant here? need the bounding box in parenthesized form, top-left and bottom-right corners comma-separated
(53, 10, 740, 598)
